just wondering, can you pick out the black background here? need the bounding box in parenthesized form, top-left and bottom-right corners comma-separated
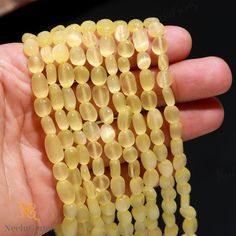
(0, 0, 235, 235)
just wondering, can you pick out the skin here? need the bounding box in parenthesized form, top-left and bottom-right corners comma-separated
(0, 26, 232, 236)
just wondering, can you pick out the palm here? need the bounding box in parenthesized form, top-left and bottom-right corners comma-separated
(0, 26, 232, 236)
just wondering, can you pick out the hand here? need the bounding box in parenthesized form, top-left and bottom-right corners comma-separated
(0, 26, 232, 236)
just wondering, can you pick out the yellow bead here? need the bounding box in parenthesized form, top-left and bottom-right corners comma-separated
(100, 124, 115, 143)
(55, 109, 69, 130)
(117, 40, 135, 58)
(130, 193, 145, 208)
(128, 19, 143, 32)
(76, 83, 91, 103)
(40, 46, 54, 64)
(58, 130, 74, 148)
(105, 55, 118, 75)
(28, 55, 44, 73)
(117, 106, 132, 130)
(66, 31, 82, 47)
(136, 133, 151, 152)
(52, 30, 66, 44)
(93, 175, 110, 191)
(137, 51, 151, 70)
(139, 69, 155, 91)
(170, 138, 184, 156)
(177, 183, 191, 195)
(77, 145, 90, 165)
(56, 180, 75, 204)
(63, 203, 78, 218)
(82, 121, 100, 141)
(180, 206, 197, 219)
(132, 205, 146, 222)
(23, 38, 39, 57)
(53, 162, 69, 181)
(159, 176, 175, 189)
(74, 131, 87, 145)
(162, 199, 177, 214)
(158, 159, 174, 177)
(148, 21, 165, 37)
(169, 121, 182, 139)
(92, 85, 110, 107)
(87, 141, 102, 158)
(107, 75, 120, 93)
(115, 195, 130, 211)
(173, 154, 187, 170)
(86, 47, 103, 67)
(147, 108, 163, 129)
(158, 54, 169, 71)
(180, 194, 190, 208)
(65, 23, 81, 33)
(120, 72, 137, 95)
(77, 221, 90, 234)
(128, 160, 140, 178)
(112, 92, 126, 112)
(22, 33, 37, 43)
(74, 65, 89, 84)
(91, 228, 106, 236)
(175, 167, 191, 184)
(91, 66, 107, 86)
(34, 97, 51, 117)
(153, 144, 168, 161)
(130, 177, 144, 195)
(111, 176, 125, 197)
(79, 102, 98, 121)
(114, 20, 127, 26)
(67, 110, 82, 131)
(82, 31, 97, 48)
(105, 223, 119, 235)
(110, 160, 121, 177)
(69, 47, 86, 65)
(162, 87, 175, 106)
(117, 57, 130, 73)
(87, 197, 101, 216)
(58, 63, 75, 88)
(114, 24, 130, 42)
(97, 19, 115, 36)
(123, 146, 138, 163)
(51, 25, 65, 33)
(99, 36, 115, 56)
(92, 158, 105, 176)
(143, 186, 157, 200)
(99, 106, 114, 124)
(77, 204, 89, 222)
(37, 31, 52, 47)
(81, 20, 96, 33)
(161, 188, 177, 200)
(143, 169, 159, 187)
(118, 129, 135, 148)
(104, 142, 122, 160)
(183, 218, 198, 234)
(75, 187, 86, 205)
(80, 164, 91, 181)
(46, 63, 57, 85)
(31, 73, 49, 98)
(164, 105, 180, 123)
(65, 147, 80, 169)
(132, 113, 146, 135)
(67, 168, 82, 188)
(97, 190, 111, 205)
(164, 224, 178, 236)
(140, 90, 157, 110)
(132, 29, 149, 52)
(52, 43, 69, 63)
(150, 129, 165, 145)
(117, 210, 132, 225)
(143, 17, 159, 27)
(152, 36, 168, 55)
(146, 203, 160, 220)
(126, 95, 142, 113)
(62, 87, 76, 111)
(141, 150, 157, 170)
(156, 69, 173, 88)
(49, 84, 64, 110)
(41, 116, 56, 134)
(83, 180, 96, 198)
(61, 217, 78, 236)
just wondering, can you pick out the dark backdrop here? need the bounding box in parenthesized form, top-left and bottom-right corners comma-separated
(0, 0, 235, 235)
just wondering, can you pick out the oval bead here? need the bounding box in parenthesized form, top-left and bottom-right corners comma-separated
(139, 69, 155, 91)
(86, 47, 103, 67)
(132, 113, 146, 135)
(99, 36, 115, 56)
(52, 43, 69, 63)
(63, 203, 78, 219)
(117, 106, 132, 130)
(82, 121, 100, 141)
(81, 20, 96, 33)
(74, 65, 89, 84)
(128, 160, 140, 178)
(58, 130, 74, 149)
(76, 83, 91, 103)
(123, 146, 138, 163)
(38, 31, 52, 47)
(93, 175, 110, 191)
(136, 134, 151, 153)
(53, 162, 69, 181)
(100, 124, 115, 143)
(91, 66, 107, 86)
(141, 150, 157, 170)
(117, 40, 134, 58)
(66, 31, 82, 47)
(117, 57, 130, 73)
(31, 73, 49, 98)
(28, 55, 44, 73)
(40, 46, 54, 64)
(132, 29, 149, 52)
(110, 176, 125, 197)
(79, 102, 98, 122)
(137, 51, 151, 70)
(74, 131, 87, 145)
(141, 90, 157, 110)
(150, 129, 165, 145)
(112, 92, 126, 112)
(114, 24, 130, 42)
(162, 87, 175, 106)
(55, 109, 69, 130)
(120, 72, 137, 95)
(148, 21, 165, 37)
(65, 147, 80, 169)
(62, 88, 76, 111)
(156, 70, 173, 88)
(109, 160, 121, 177)
(164, 105, 180, 123)
(92, 85, 109, 107)
(126, 95, 142, 113)
(87, 141, 102, 158)
(82, 31, 97, 48)
(107, 75, 120, 93)
(92, 158, 105, 176)
(69, 47, 86, 66)
(99, 106, 114, 124)
(143, 169, 159, 187)
(118, 129, 135, 148)
(46, 64, 57, 85)
(41, 116, 56, 134)
(104, 142, 122, 160)
(130, 177, 144, 195)
(147, 108, 163, 129)
(97, 19, 115, 36)
(77, 145, 90, 165)
(67, 110, 82, 131)
(158, 54, 169, 71)
(97, 190, 111, 205)
(105, 55, 118, 75)
(34, 97, 51, 117)
(128, 19, 143, 32)
(49, 84, 64, 110)
(24, 38, 39, 57)
(80, 164, 91, 181)
(152, 36, 168, 55)
(158, 159, 174, 177)
(58, 63, 75, 88)
(56, 180, 75, 204)
(153, 144, 168, 162)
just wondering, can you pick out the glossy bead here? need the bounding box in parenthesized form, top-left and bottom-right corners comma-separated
(58, 63, 75, 88)
(162, 87, 175, 106)
(50, 25, 65, 33)
(128, 160, 140, 177)
(55, 110, 69, 130)
(97, 19, 115, 36)
(173, 154, 187, 170)
(152, 36, 168, 55)
(82, 31, 97, 48)
(164, 105, 180, 123)
(117, 40, 134, 58)
(34, 97, 51, 117)
(117, 57, 130, 73)
(114, 24, 130, 42)
(63, 203, 78, 219)
(56, 180, 75, 204)
(139, 69, 155, 91)
(99, 106, 114, 124)
(93, 175, 110, 191)
(170, 138, 184, 156)
(100, 124, 115, 143)
(132, 113, 146, 135)
(77, 144, 90, 165)
(147, 109, 163, 130)
(74, 131, 86, 145)
(52, 43, 69, 63)
(162, 199, 177, 214)
(87, 141, 102, 158)
(77, 204, 89, 222)
(76, 83, 91, 103)
(132, 29, 149, 52)
(86, 47, 103, 67)
(52, 30, 66, 44)
(146, 203, 160, 220)
(132, 205, 146, 222)
(104, 142, 122, 160)
(58, 130, 74, 148)
(69, 47, 86, 66)
(141, 150, 157, 170)
(118, 129, 135, 148)
(65, 147, 80, 169)
(130, 177, 143, 195)
(105, 55, 118, 75)
(80, 165, 91, 181)
(126, 95, 142, 113)
(22, 33, 37, 42)
(49, 84, 64, 110)
(144, 17, 159, 27)
(156, 69, 173, 88)
(140, 90, 157, 110)
(67, 110, 82, 131)
(67, 168, 82, 188)
(107, 75, 120, 93)
(53, 162, 69, 181)
(79, 102, 98, 121)
(128, 19, 143, 32)
(62, 88, 76, 111)
(153, 144, 168, 161)
(28, 55, 44, 73)
(175, 167, 191, 184)
(130, 193, 145, 208)
(158, 53, 169, 71)
(143, 169, 159, 187)
(24, 38, 39, 57)
(81, 20, 96, 33)
(120, 72, 137, 95)
(74, 65, 89, 84)
(150, 129, 165, 145)
(87, 197, 101, 216)
(61, 217, 78, 236)
(41, 116, 56, 134)
(31, 73, 49, 98)
(177, 183, 191, 196)
(46, 63, 57, 85)
(123, 146, 138, 163)
(97, 190, 111, 205)
(117, 106, 132, 130)
(40, 46, 54, 63)
(111, 176, 125, 197)
(112, 92, 126, 112)
(110, 160, 121, 177)
(180, 194, 190, 208)
(91, 66, 107, 86)
(75, 187, 86, 205)
(148, 21, 165, 37)
(92, 158, 105, 176)
(83, 180, 96, 198)
(92, 85, 109, 107)
(161, 188, 177, 200)
(136, 133, 151, 152)
(159, 176, 175, 189)
(99, 36, 115, 56)
(158, 159, 174, 177)
(83, 121, 100, 141)
(66, 31, 82, 47)
(137, 52, 151, 70)
(115, 195, 130, 212)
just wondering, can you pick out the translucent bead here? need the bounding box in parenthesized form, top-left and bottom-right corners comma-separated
(53, 162, 69, 180)
(173, 154, 187, 170)
(58, 63, 75, 88)
(92, 158, 105, 176)
(134, 222, 145, 232)
(83, 180, 96, 198)
(161, 188, 177, 200)
(91, 66, 108, 86)
(147, 228, 162, 236)
(130, 177, 143, 195)
(107, 75, 120, 94)
(117, 106, 132, 130)
(112, 92, 126, 112)
(52, 30, 66, 44)
(117, 40, 135, 58)
(150, 129, 165, 145)
(97, 19, 115, 36)
(87, 197, 101, 216)
(22, 33, 37, 43)
(82, 31, 97, 48)
(79, 103, 98, 121)
(114, 24, 130, 42)
(177, 183, 191, 195)
(97, 190, 111, 205)
(61, 217, 78, 236)
(132, 205, 146, 222)
(104, 142, 122, 160)
(175, 167, 191, 184)
(158, 159, 174, 177)
(147, 108, 163, 129)
(93, 174, 110, 191)
(28, 55, 44, 73)
(105, 55, 118, 75)
(111, 176, 125, 197)
(75, 187, 86, 205)
(130, 193, 145, 208)
(77, 221, 90, 234)
(40, 46, 54, 64)
(80, 164, 91, 181)
(158, 54, 169, 71)
(109, 160, 121, 177)
(117, 57, 130, 73)
(52, 43, 69, 63)
(164, 224, 178, 236)
(128, 160, 140, 178)
(86, 47, 103, 67)
(153, 144, 168, 161)
(23, 38, 39, 57)
(180, 194, 190, 208)
(63, 203, 78, 218)
(65, 23, 81, 33)
(66, 31, 82, 47)
(146, 203, 160, 220)
(159, 176, 175, 189)
(58, 130, 74, 148)
(117, 210, 132, 225)
(50, 25, 65, 33)
(126, 95, 141, 113)
(132, 29, 149, 52)
(81, 20, 96, 33)
(92, 85, 109, 107)
(77, 204, 89, 222)
(128, 19, 143, 32)
(77, 144, 90, 165)
(183, 218, 198, 234)
(143, 169, 159, 187)
(41, 116, 56, 134)
(123, 146, 138, 163)
(49, 84, 64, 110)
(152, 36, 168, 55)
(67, 168, 82, 188)
(180, 206, 197, 219)
(115, 195, 130, 212)
(31, 73, 49, 98)
(170, 122, 182, 139)
(55, 110, 69, 130)
(141, 150, 157, 170)
(105, 223, 119, 235)
(170, 138, 184, 156)
(143, 186, 157, 200)
(118, 129, 135, 148)
(162, 212, 176, 227)
(83, 121, 100, 141)
(99, 106, 114, 124)
(74, 131, 86, 145)
(100, 124, 115, 143)
(56, 180, 75, 204)
(162, 87, 175, 106)
(132, 113, 146, 135)
(69, 47, 86, 66)
(87, 142, 102, 159)
(91, 227, 106, 236)
(144, 17, 159, 27)
(141, 90, 157, 110)
(67, 110, 82, 131)
(74, 65, 89, 84)
(46, 63, 57, 85)
(99, 36, 115, 56)
(156, 70, 173, 88)
(136, 133, 151, 152)
(148, 21, 165, 37)
(139, 69, 155, 91)
(164, 105, 180, 124)
(65, 147, 80, 169)
(62, 88, 76, 111)
(34, 98, 51, 117)
(76, 83, 91, 103)
(137, 52, 151, 70)
(120, 72, 137, 95)
(162, 199, 177, 214)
